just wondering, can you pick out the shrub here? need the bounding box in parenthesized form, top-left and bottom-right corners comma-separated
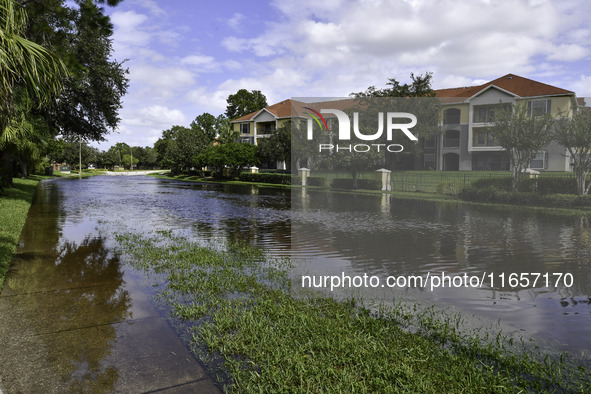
(238, 172, 292, 185)
(436, 182, 458, 195)
(533, 177, 577, 195)
(307, 177, 325, 187)
(458, 188, 591, 208)
(470, 178, 513, 192)
(469, 176, 581, 195)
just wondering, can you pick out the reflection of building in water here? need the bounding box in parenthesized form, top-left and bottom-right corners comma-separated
(292, 190, 591, 297)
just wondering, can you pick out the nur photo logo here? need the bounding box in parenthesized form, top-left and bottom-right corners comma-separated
(304, 105, 419, 153)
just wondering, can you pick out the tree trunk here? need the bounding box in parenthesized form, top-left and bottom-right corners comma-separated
(0, 151, 15, 188)
(512, 169, 521, 192)
(575, 166, 588, 195)
(351, 169, 358, 189)
(20, 161, 28, 178)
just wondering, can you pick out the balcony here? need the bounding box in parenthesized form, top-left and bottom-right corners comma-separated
(256, 122, 276, 135)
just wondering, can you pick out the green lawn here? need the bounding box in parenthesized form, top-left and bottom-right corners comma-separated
(0, 177, 42, 289)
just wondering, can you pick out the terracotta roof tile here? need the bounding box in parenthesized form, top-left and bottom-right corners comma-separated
(435, 74, 574, 101)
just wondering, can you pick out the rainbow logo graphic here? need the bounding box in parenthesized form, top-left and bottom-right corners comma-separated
(303, 107, 328, 131)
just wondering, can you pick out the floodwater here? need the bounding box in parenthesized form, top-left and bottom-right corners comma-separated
(1, 175, 590, 389)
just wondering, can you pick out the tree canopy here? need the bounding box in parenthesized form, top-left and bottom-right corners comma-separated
(21, 0, 129, 142)
(488, 103, 554, 192)
(554, 104, 591, 195)
(1, 0, 69, 186)
(225, 89, 268, 120)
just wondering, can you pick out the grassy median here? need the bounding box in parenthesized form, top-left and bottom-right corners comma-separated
(0, 176, 42, 289)
(115, 231, 590, 393)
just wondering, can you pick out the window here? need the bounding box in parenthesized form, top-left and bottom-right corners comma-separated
(528, 99, 551, 117)
(443, 130, 460, 147)
(530, 151, 547, 169)
(424, 134, 436, 148)
(473, 127, 497, 146)
(473, 104, 511, 123)
(240, 123, 250, 134)
(443, 108, 461, 124)
(424, 154, 436, 170)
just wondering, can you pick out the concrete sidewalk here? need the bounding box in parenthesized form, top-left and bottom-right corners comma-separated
(0, 242, 220, 393)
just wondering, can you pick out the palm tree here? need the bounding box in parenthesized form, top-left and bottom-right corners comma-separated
(0, 0, 68, 186)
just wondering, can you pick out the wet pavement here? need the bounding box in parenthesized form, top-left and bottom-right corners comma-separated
(0, 180, 221, 393)
(0, 255, 220, 393)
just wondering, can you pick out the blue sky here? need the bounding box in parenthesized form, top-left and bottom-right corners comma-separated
(95, 0, 591, 149)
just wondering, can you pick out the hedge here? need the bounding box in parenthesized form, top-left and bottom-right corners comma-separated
(238, 172, 292, 185)
(331, 178, 381, 190)
(469, 177, 580, 195)
(307, 177, 326, 187)
(459, 188, 591, 208)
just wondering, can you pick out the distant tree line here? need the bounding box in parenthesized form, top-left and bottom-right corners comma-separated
(46, 140, 159, 171)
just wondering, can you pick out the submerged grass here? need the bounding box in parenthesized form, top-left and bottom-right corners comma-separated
(0, 176, 43, 289)
(115, 232, 591, 393)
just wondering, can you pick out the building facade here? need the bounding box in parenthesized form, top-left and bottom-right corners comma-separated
(433, 74, 576, 171)
(231, 74, 578, 172)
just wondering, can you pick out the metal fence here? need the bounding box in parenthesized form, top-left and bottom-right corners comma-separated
(307, 170, 575, 194)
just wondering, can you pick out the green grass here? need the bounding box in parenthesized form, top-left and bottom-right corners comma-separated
(115, 232, 590, 393)
(0, 176, 43, 289)
(51, 170, 106, 178)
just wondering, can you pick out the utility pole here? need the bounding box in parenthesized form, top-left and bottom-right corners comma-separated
(130, 146, 133, 171)
(79, 139, 82, 177)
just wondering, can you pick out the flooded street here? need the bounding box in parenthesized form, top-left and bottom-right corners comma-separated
(1, 175, 590, 390)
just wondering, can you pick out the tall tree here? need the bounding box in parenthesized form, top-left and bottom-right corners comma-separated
(21, 0, 128, 142)
(349, 73, 439, 170)
(554, 104, 591, 195)
(0, 0, 68, 186)
(257, 121, 291, 168)
(488, 104, 554, 192)
(350, 72, 436, 98)
(195, 142, 257, 178)
(215, 115, 239, 144)
(225, 89, 267, 120)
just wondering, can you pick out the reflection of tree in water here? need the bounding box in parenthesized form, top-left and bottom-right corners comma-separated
(9, 234, 131, 392)
(56, 236, 131, 392)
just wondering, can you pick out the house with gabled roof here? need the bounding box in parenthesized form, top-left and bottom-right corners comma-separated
(433, 73, 576, 171)
(230, 99, 298, 146)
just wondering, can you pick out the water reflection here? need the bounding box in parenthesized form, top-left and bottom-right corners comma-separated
(291, 190, 591, 351)
(2, 232, 130, 392)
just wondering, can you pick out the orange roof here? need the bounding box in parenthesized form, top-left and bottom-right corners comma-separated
(231, 99, 302, 122)
(231, 98, 359, 122)
(435, 74, 574, 102)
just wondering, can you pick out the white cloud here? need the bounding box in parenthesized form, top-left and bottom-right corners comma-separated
(132, 0, 165, 16)
(181, 55, 217, 72)
(546, 44, 589, 61)
(186, 87, 229, 114)
(137, 106, 186, 126)
(221, 0, 588, 84)
(131, 65, 195, 91)
(570, 74, 591, 97)
(227, 13, 245, 31)
(111, 11, 150, 48)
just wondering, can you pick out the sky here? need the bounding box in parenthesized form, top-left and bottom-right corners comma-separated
(94, 0, 591, 150)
